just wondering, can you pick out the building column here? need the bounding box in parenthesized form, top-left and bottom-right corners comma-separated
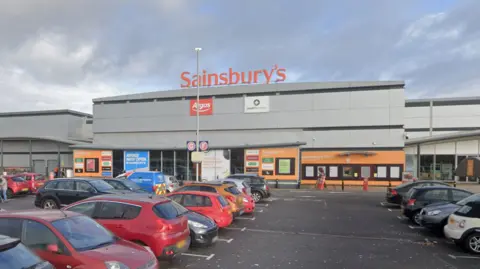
(454, 141, 458, 182)
(416, 144, 421, 179)
(160, 151, 163, 172)
(173, 151, 177, 176)
(432, 144, 436, 180)
(29, 140, 32, 171)
(0, 140, 3, 172)
(429, 100, 433, 136)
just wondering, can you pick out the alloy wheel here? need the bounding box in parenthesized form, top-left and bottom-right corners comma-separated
(43, 200, 57, 209)
(468, 235, 480, 253)
(252, 192, 262, 203)
(413, 212, 421, 225)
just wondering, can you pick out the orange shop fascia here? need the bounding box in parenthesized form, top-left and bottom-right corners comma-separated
(244, 148, 299, 181)
(180, 65, 287, 88)
(73, 150, 114, 178)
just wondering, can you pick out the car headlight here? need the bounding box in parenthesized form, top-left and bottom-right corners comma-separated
(105, 261, 130, 269)
(243, 198, 248, 202)
(427, 210, 441, 216)
(188, 220, 207, 229)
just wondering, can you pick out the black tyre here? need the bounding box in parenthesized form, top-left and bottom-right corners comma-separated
(252, 191, 263, 203)
(410, 210, 422, 226)
(465, 232, 480, 254)
(42, 199, 59, 209)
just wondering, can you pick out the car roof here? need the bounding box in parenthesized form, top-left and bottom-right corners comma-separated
(0, 209, 81, 222)
(223, 178, 243, 182)
(84, 193, 170, 204)
(412, 185, 457, 190)
(186, 181, 225, 186)
(168, 191, 220, 197)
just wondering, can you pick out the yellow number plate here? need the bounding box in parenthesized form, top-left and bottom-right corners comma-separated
(176, 240, 186, 249)
(22, 188, 29, 191)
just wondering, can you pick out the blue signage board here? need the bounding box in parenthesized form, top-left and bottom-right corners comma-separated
(124, 151, 150, 172)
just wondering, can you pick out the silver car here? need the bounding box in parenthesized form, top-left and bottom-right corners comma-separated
(164, 175, 180, 193)
(222, 178, 251, 196)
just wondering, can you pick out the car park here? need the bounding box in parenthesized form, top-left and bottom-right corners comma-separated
(103, 178, 148, 193)
(117, 171, 167, 194)
(419, 193, 480, 233)
(386, 180, 450, 205)
(14, 173, 47, 194)
(167, 191, 234, 228)
(34, 178, 128, 209)
(0, 210, 158, 268)
(444, 200, 480, 254)
(184, 210, 219, 247)
(175, 181, 245, 217)
(62, 193, 190, 260)
(226, 174, 270, 203)
(6, 175, 30, 198)
(0, 234, 54, 269)
(401, 186, 473, 225)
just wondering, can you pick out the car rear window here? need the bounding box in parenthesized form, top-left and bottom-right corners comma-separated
(153, 201, 188, 220)
(217, 196, 229, 207)
(405, 188, 418, 199)
(225, 186, 241, 195)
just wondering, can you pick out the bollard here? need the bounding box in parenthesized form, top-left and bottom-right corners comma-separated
(275, 179, 279, 189)
(453, 181, 456, 188)
(388, 180, 391, 188)
(341, 179, 345, 191)
(362, 178, 368, 191)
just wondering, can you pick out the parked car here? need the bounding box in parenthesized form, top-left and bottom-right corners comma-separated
(184, 210, 218, 247)
(117, 171, 167, 194)
(419, 193, 480, 233)
(14, 173, 47, 194)
(103, 178, 148, 193)
(223, 184, 255, 214)
(226, 174, 270, 203)
(175, 181, 245, 217)
(167, 191, 234, 228)
(5, 176, 30, 198)
(222, 178, 251, 196)
(164, 175, 180, 193)
(0, 210, 158, 268)
(62, 193, 190, 259)
(444, 200, 480, 254)
(0, 234, 54, 269)
(386, 180, 450, 205)
(34, 178, 128, 209)
(401, 186, 473, 225)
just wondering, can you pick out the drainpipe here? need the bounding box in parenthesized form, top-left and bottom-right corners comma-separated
(429, 100, 433, 136)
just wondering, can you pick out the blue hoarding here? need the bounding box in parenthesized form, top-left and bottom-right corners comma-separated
(124, 151, 150, 172)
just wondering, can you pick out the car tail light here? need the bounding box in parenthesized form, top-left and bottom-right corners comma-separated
(152, 186, 156, 191)
(391, 189, 397, 196)
(226, 196, 235, 203)
(407, 199, 416, 206)
(156, 220, 173, 232)
(170, 184, 174, 188)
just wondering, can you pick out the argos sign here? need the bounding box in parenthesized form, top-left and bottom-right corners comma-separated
(190, 98, 213, 116)
(180, 65, 287, 88)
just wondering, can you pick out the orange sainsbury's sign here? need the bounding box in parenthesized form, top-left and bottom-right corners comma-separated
(180, 65, 287, 88)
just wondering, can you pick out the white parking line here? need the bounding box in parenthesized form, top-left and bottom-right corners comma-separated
(241, 227, 246, 231)
(448, 254, 480, 260)
(388, 209, 392, 212)
(256, 203, 269, 207)
(181, 253, 215, 260)
(236, 217, 256, 220)
(217, 238, 234, 243)
(255, 209, 264, 213)
(300, 196, 316, 198)
(380, 202, 386, 206)
(408, 225, 424, 229)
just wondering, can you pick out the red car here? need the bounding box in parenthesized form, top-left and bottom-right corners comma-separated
(14, 173, 47, 193)
(6, 176, 30, 198)
(0, 210, 158, 269)
(167, 191, 234, 228)
(240, 192, 255, 214)
(63, 193, 190, 259)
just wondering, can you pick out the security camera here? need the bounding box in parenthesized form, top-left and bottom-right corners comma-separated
(404, 133, 409, 140)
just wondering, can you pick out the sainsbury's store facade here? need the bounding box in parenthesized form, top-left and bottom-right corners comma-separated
(72, 81, 406, 187)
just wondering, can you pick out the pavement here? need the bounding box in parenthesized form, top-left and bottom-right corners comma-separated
(299, 183, 480, 193)
(3, 191, 479, 268)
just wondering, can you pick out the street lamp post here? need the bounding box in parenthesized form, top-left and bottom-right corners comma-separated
(195, 47, 202, 181)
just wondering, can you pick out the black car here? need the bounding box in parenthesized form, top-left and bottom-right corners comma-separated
(34, 178, 128, 209)
(226, 174, 271, 203)
(386, 180, 450, 205)
(103, 178, 148, 193)
(185, 211, 218, 247)
(0, 234, 54, 269)
(401, 186, 473, 225)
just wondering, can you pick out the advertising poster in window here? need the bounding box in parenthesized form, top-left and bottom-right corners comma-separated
(201, 150, 231, 181)
(73, 150, 113, 178)
(244, 148, 299, 181)
(124, 151, 150, 172)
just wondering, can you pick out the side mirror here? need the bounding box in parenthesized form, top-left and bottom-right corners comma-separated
(47, 244, 59, 253)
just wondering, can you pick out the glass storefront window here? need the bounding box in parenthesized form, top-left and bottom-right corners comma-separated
(175, 150, 188, 180)
(163, 151, 174, 175)
(230, 149, 244, 174)
(150, 151, 161, 171)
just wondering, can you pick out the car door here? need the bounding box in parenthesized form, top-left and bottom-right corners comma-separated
(92, 201, 141, 240)
(74, 181, 96, 202)
(55, 181, 77, 206)
(64, 201, 98, 217)
(22, 219, 80, 269)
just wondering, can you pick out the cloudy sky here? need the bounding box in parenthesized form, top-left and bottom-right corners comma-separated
(0, 0, 478, 113)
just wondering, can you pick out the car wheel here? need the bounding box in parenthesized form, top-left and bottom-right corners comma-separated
(6, 189, 13, 199)
(252, 191, 262, 203)
(411, 211, 421, 226)
(42, 199, 58, 209)
(465, 232, 480, 254)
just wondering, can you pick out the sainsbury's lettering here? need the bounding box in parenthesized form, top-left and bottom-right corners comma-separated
(180, 65, 287, 88)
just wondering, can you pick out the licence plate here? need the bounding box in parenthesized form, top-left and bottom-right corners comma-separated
(22, 188, 29, 192)
(212, 236, 218, 243)
(176, 240, 186, 249)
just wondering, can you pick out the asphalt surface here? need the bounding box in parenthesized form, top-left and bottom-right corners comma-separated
(3, 191, 480, 268)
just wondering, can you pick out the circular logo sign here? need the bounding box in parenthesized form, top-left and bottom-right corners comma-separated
(187, 141, 196, 151)
(199, 141, 209, 151)
(253, 99, 260, 106)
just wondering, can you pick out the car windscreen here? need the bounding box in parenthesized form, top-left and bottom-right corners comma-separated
(121, 180, 143, 190)
(217, 196, 229, 207)
(153, 201, 188, 220)
(89, 180, 114, 191)
(52, 215, 115, 252)
(225, 186, 241, 195)
(0, 240, 44, 269)
(457, 194, 480, 206)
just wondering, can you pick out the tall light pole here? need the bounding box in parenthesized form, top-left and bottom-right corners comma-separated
(195, 47, 202, 181)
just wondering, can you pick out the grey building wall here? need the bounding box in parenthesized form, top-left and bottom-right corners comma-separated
(92, 84, 405, 149)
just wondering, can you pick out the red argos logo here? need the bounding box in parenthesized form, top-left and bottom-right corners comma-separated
(190, 98, 213, 116)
